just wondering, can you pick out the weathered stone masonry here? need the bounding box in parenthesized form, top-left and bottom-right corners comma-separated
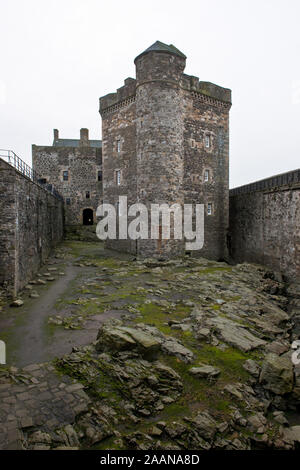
(0, 158, 64, 295)
(229, 169, 300, 280)
(32, 128, 102, 228)
(100, 41, 231, 260)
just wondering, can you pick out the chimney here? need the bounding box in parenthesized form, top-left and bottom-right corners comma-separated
(80, 128, 89, 146)
(53, 129, 59, 142)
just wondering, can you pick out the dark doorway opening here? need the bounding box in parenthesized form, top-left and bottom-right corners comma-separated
(83, 208, 94, 225)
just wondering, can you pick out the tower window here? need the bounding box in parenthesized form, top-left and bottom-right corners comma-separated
(86, 191, 90, 199)
(207, 203, 212, 215)
(117, 140, 121, 153)
(204, 170, 209, 182)
(66, 197, 71, 205)
(205, 135, 211, 148)
(97, 170, 102, 182)
(63, 170, 69, 181)
(116, 170, 121, 186)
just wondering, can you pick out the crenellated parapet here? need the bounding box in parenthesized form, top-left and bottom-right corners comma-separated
(100, 78, 136, 116)
(181, 74, 231, 108)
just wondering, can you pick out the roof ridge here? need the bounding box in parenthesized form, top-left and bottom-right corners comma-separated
(134, 41, 186, 62)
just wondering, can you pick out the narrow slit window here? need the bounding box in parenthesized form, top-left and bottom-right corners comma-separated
(207, 203, 212, 215)
(205, 135, 210, 148)
(66, 197, 71, 205)
(63, 170, 69, 181)
(86, 191, 90, 199)
(204, 170, 209, 182)
(98, 170, 102, 182)
(116, 170, 121, 186)
(117, 140, 121, 153)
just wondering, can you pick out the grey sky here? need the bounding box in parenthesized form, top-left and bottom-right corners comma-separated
(1, 0, 299, 188)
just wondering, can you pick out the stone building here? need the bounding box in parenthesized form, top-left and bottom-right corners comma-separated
(32, 128, 102, 227)
(100, 41, 232, 259)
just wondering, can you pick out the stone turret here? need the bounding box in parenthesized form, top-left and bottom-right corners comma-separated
(135, 41, 187, 258)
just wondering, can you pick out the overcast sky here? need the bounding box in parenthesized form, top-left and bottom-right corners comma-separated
(1, 0, 299, 188)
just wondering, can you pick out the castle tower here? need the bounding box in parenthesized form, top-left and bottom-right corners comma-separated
(135, 42, 186, 258)
(99, 41, 231, 260)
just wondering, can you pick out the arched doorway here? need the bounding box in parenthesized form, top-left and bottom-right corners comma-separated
(83, 208, 94, 225)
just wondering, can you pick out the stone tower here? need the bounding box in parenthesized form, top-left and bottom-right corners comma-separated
(99, 41, 231, 260)
(135, 42, 186, 257)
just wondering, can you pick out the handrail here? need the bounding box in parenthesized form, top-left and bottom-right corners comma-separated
(0, 149, 63, 201)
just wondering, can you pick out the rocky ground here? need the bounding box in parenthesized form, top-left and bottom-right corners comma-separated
(0, 241, 300, 450)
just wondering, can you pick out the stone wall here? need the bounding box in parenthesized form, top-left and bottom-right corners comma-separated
(229, 169, 300, 280)
(182, 76, 230, 261)
(0, 160, 16, 291)
(100, 79, 137, 254)
(0, 159, 64, 295)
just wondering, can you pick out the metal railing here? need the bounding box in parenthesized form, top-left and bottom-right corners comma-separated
(230, 168, 300, 196)
(0, 149, 63, 200)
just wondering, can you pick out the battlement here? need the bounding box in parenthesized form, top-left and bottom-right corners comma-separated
(181, 74, 231, 104)
(100, 40, 231, 117)
(99, 74, 231, 115)
(100, 78, 136, 115)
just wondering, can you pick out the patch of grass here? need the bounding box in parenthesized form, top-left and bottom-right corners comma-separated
(211, 304, 221, 310)
(195, 344, 251, 382)
(159, 401, 191, 420)
(43, 318, 56, 339)
(128, 297, 266, 421)
(157, 353, 232, 421)
(93, 436, 124, 451)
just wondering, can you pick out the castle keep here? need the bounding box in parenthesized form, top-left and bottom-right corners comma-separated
(100, 41, 231, 259)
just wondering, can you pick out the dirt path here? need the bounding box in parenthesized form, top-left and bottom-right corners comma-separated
(13, 263, 81, 367)
(0, 241, 131, 368)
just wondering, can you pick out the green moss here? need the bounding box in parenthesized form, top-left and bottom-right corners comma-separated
(93, 436, 124, 451)
(211, 304, 221, 310)
(43, 319, 56, 339)
(159, 401, 191, 419)
(195, 345, 251, 381)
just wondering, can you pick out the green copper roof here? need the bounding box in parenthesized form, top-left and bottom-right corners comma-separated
(134, 41, 186, 62)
